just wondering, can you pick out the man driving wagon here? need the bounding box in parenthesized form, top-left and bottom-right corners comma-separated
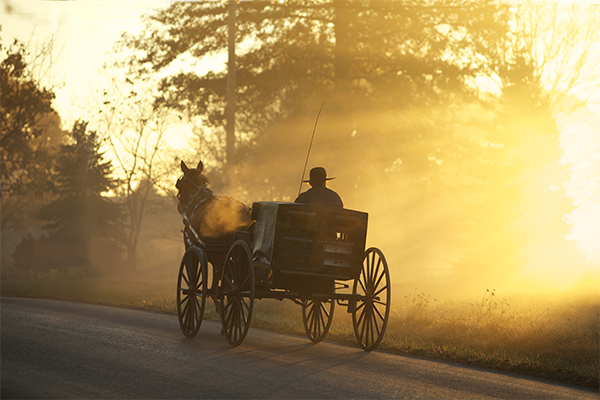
(295, 167, 343, 208)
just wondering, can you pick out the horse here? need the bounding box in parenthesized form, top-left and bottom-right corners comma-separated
(176, 160, 253, 248)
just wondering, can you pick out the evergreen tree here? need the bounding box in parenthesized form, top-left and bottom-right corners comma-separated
(38, 121, 123, 243)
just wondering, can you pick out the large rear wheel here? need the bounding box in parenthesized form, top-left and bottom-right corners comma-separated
(352, 247, 391, 351)
(219, 240, 255, 347)
(176, 246, 208, 338)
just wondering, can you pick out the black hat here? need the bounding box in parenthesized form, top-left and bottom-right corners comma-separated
(303, 167, 335, 183)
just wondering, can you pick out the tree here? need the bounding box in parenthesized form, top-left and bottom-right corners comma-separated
(89, 68, 175, 272)
(103, 0, 517, 285)
(452, 42, 588, 292)
(510, 0, 600, 116)
(115, 0, 509, 187)
(37, 120, 122, 243)
(13, 121, 123, 273)
(0, 39, 62, 196)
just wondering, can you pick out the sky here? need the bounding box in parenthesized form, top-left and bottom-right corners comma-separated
(2, 0, 170, 125)
(3, 0, 599, 135)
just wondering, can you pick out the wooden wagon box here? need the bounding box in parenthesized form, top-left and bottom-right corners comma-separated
(251, 202, 368, 282)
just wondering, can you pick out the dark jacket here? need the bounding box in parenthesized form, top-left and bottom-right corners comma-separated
(295, 185, 343, 207)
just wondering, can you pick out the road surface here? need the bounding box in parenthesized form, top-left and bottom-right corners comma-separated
(1, 297, 597, 399)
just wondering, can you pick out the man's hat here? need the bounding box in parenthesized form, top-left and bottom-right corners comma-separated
(303, 167, 335, 183)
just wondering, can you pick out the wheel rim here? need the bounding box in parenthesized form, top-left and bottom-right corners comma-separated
(177, 247, 208, 338)
(302, 299, 335, 343)
(219, 240, 254, 347)
(352, 247, 391, 351)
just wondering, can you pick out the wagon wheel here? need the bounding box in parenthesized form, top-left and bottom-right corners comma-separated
(219, 240, 255, 347)
(352, 247, 391, 351)
(177, 246, 208, 338)
(301, 298, 335, 343)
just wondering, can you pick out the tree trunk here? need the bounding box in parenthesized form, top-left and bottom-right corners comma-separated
(127, 245, 137, 272)
(333, 0, 353, 141)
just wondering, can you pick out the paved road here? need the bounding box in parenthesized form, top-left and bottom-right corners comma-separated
(1, 297, 597, 399)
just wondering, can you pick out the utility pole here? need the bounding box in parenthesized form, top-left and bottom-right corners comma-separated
(226, 0, 236, 167)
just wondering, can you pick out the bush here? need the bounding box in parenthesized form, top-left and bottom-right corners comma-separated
(13, 235, 125, 276)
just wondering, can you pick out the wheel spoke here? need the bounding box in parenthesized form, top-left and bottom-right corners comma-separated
(356, 303, 367, 330)
(321, 302, 331, 320)
(318, 304, 327, 335)
(369, 252, 376, 286)
(372, 258, 382, 292)
(178, 293, 189, 306)
(225, 301, 234, 330)
(223, 273, 234, 290)
(186, 299, 195, 331)
(358, 273, 368, 294)
(373, 302, 386, 322)
(238, 273, 251, 291)
(374, 284, 388, 299)
(239, 299, 248, 326)
(194, 276, 203, 292)
(355, 300, 366, 312)
(369, 312, 379, 342)
(360, 306, 368, 343)
(193, 293, 202, 311)
(368, 256, 374, 291)
(373, 269, 385, 294)
(235, 302, 242, 340)
(307, 302, 315, 321)
(180, 270, 190, 288)
(181, 296, 190, 316)
(373, 315, 382, 338)
(308, 305, 315, 333)
(222, 298, 234, 312)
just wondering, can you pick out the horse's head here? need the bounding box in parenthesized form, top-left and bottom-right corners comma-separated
(176, 160, 210, 214)
(176, 160, 252, 243)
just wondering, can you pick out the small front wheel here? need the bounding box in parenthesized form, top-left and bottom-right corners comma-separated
(302, 298, 335, 343)
(352, 247, 391, 351)
(219, 240, 255, 347)
(177, 246, 208, 338)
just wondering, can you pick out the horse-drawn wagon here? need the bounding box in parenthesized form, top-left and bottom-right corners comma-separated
(176, 162, 391, 351)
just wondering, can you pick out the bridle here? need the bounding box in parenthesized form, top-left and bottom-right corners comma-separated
(176, 173, 214, 247)
(176, 175, 213, 212)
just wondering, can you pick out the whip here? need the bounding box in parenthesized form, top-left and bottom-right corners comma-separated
(297, 102, 325, 197)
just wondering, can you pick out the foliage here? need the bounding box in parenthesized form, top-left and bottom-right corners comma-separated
(0, 39, 64, 196)
(116, 0, 510, 184)
(37, 121, 123, 243)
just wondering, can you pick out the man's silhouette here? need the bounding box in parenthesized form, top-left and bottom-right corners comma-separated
(295, 167, 343, 207)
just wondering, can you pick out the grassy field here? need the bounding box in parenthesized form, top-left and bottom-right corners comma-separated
(2, 271, 598, 389)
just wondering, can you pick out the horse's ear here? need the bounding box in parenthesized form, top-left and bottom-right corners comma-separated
(196, 161, 204, 173)
(181, 160, 189, 174)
